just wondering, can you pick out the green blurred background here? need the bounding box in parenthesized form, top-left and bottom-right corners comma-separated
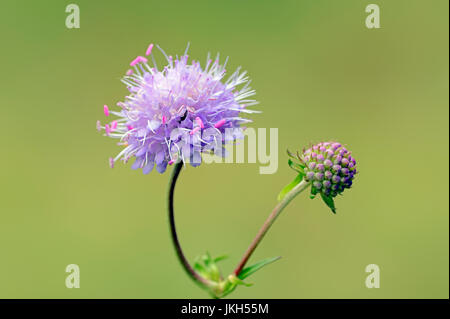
(0, 0, 448, 298)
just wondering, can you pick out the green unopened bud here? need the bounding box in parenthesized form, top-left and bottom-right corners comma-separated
(280, 142, 358, 213)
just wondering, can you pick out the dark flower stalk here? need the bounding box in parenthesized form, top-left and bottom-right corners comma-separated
(167, 161, 215, 289)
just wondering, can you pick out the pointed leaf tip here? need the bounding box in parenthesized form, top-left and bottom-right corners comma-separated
(320, 193, 336, 214)
(214, 255, 228, 263)
(237, 256, 281, 280)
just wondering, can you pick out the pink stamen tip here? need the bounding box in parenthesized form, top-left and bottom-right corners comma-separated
(195, 117, 204, 129)
(105, 124, 111, 135)
(127, 125, 134, 131)
(111, 121, 118, 130)
(162, 116, 167, 124)
(109, 157, 114, 168)
(103, 105, 109, 116)
(168, 159, 175, 165)
(126, 69, 133, 76)
(96, 120, 101, 131)
(130, 57, 139, 67)
(130, 56, 148, 66)
(190, 127, 201, 135)
(145, 43, 154, 56)
(214, 119, 226, 129)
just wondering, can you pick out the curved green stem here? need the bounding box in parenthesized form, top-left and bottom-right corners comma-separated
(167, 162, 214, 288)
(233, 180, 311, 276)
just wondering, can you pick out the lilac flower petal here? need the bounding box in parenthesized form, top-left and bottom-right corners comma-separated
(155, 151, 166, 165)
(131, 157, 144, 170)
(142, 161, 154, 174)
(156, 161, 168, 174)
(148, 120, 161, 131)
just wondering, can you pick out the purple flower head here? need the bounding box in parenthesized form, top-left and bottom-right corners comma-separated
(301, 141, 357, 199)
(97, 43, 258, 174)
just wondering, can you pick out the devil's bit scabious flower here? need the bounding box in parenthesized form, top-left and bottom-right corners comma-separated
(97, 44, 257, 174)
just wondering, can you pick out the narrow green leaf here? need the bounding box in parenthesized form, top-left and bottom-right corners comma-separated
(237, 256, 281, 280)
(288, 159, 305, 173)
(202, 252, 212, 266)
(277, 174, 304, 201)
(213, 255, 228, 263)
(193, 258, 208, 276)
(320, 193, 336, 214)
(286, 149, 296, 159)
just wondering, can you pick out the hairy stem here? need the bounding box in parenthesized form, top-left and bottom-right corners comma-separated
(167, 162, 214, 287)
(233, 180, 310, 276)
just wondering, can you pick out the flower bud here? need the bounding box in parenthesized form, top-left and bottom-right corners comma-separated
(305, 171, 315, 181)
(300, 142, 357, 200)
(281, 141, 358, 213)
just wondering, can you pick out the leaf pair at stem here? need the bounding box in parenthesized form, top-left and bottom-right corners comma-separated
(193, 253, 281, 298)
